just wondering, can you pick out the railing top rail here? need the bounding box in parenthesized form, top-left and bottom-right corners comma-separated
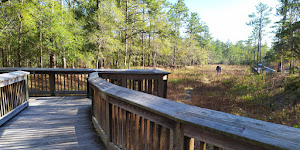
(89, 72, 300, 149)
(0, 67, 170, 75)
(0, 71, 30, 87)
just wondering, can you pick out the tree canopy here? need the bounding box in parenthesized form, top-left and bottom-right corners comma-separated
(0, 0, 298, 68)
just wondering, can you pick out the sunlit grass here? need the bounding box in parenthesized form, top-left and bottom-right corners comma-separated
(163, 65, 300, 127)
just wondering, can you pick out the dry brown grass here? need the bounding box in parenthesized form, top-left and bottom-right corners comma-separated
(159, 65, 300, 127)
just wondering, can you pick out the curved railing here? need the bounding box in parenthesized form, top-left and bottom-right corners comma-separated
(89, 72, 300, 150)
(0, 71, 29, 126)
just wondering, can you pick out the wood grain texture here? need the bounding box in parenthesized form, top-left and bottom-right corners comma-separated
(0, 71, 29, 87)
(89, 73, 300, 150)
(0, 97, 106, 150)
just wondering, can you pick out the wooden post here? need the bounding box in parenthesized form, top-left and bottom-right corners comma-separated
(106, 97, 112, 145)
(91, 88, 94, 116)
(49, 73, 55, 96)
(157, 75, 164, 97)
(184, 137, 194, 150)
(173, 123, 184, 150)
(163, 75, 168, 98)
(24, 75, 29, 102)
(87, 77, 90, 98)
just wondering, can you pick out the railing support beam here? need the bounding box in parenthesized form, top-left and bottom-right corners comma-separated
(49, 73, 55, 96)
(173, 122, 184, 150)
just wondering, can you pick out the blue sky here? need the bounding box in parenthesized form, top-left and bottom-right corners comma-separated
(167, 0, 280, 46)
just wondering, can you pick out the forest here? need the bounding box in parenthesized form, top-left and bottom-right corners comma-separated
(0, 0, 298, 69)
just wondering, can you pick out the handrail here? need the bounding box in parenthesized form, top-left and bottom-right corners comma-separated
(89, 72, 300, 150)
(0, 67, 169, 97)
(0, 71, 29, 126)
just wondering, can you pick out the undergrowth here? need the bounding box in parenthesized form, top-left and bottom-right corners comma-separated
(164, 65, 300, 127)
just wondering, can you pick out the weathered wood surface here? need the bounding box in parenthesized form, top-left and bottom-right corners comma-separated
(0, 96, 106, 150)
(0, 71, 29, 87)
(89, 73, 300, 150)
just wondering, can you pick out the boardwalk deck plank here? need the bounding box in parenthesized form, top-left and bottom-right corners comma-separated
(0, 96, 106, 150)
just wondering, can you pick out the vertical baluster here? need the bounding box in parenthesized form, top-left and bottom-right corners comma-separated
(145, 80, 148, 93)
(36, 73, 39, 92)
(3, 87, 6, 115)
(69, 74, 71, 91)
(152, 123, 157, 150)
(80, 74, 82, 91)
(119, 107, 123, 147)
(56, 73, 58, 92)
(130, 113, 135, 150)
(0, 87, 3, 117)
(133, 80, 136, 90)
(184, 137, 194, 150)
(122, 109, 127, 150)
(158, 125, 163, 150)
(111, 105, 115, 144)
(70, 73, 73, 91)
(129, 80, 132, 90)
(30, 74, 32, 92)
(140, 117, 145, 150)
(200, 141, 207, 150)
(45, 74, 48, 92)
(135, 115, 140, 150)
(126, 111, 130, 150)
(165, 128, 170, 150)
(148, 80, 152, 94)
(56, 73, 59, 92)
(34, 73, 36, 91)
(77, 74, 80, 91)
(146, 119, 151, 150)
(41, 73, 44, 92)
(115, 105, 119, 146)
(1, 87, 4, 117)
(154, 79, 158, 96)
(61, 73, 66, 91)
(103, 97, 106, 131)
(138, 80, 142, 92)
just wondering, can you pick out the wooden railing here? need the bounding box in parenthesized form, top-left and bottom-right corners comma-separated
(0, 71, 29, 126)
(0, 68, 169, 97)
(89, 72, 300, 150)
(98, 70, 168, 98)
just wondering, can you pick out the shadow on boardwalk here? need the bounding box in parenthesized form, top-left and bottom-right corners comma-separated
(0, 96, 106, 150)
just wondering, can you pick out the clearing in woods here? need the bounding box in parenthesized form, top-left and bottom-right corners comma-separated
(163, 65, 300, 128)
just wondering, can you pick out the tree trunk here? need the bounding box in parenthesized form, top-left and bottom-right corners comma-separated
(124, 0, 128, 67)
(50, 0, 56, 68)
(153, 36, 156, 69)
(40, 25, 43, 68)
(1, 47, 4, 67)
(281, 55, 283, 73)
(50, 53, 56, 68)
(148, 21, 151, 67)
(141, 0, 145, 67)
(17, 14, 23, 67)
(128, 37, 132, 69)
(148, 53, 150, 66)
(63, 56, 67, 68)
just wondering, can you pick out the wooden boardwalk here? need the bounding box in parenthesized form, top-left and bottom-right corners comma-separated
(0, 97, 106, 150)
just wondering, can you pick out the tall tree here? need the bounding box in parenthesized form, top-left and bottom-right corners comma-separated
(168, 0, 188, 65)
(247, 2, 272, 67)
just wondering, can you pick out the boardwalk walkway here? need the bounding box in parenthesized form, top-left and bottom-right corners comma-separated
(0, 97, 106, 150)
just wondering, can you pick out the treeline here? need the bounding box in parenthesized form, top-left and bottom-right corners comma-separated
(272, 0, 299, 73)
(0, 0, 298, 69)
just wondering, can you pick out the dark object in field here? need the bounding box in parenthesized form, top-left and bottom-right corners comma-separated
(216, 66, 222, 74)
